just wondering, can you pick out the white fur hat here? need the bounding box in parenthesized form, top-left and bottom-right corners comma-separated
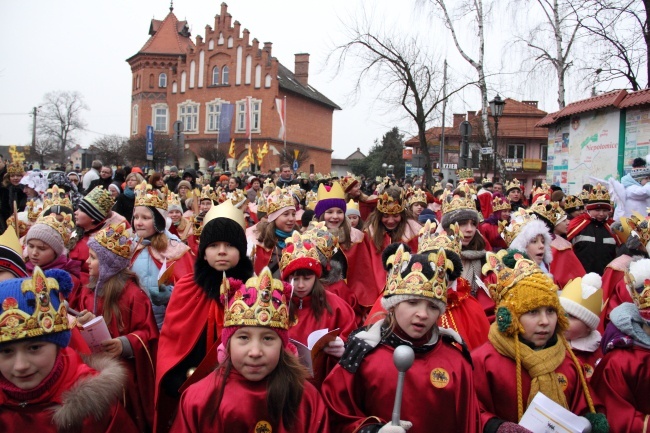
(508, 219, 553, 265)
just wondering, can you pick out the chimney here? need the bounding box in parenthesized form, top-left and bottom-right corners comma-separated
(263, 42, 273, 56)
(467, 111, 477, 121)
(522, 100, 538, 108)
(294, 53, 310, 86)
(453, 113, 466, 128)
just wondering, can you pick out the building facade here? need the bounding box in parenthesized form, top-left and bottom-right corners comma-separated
(126, 3, 340, 173)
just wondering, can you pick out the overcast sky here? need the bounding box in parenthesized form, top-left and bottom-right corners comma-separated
(0, 0, 604, 159)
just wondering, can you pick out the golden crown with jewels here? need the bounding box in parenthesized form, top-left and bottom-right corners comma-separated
(383, 244, 451, 304)
(418, 220, 463, 256)
(481, 250, 543, 303)
(26, 200, 42, 222)
(528, 199, 559, 225)
(6, 162, 24, 176)
(33, 212, 75, 246)
(302, 221, 338, 260)
(499, 208, 536, 246)
(505, 178, 522, 192)
(199, 184, 216, 202)
(492, 196, 511, 212)
(533, 183, 551, 198)
(134, 181, 168, 210)
(432, 182, 444, 195)
(457, 168, 474, 182)
(340, 172, 360, 192)
(441, 181, 476, 215)
(266, 187, 294, 215)
(406, 188, 427, 207)
(43, 185, 72, 212)
(92, 222, 132, 259)
(578, 189, 590, 201)
(377, 189, 405, 215)
(279, 231, 321, 273)
(587, 183, 611, 204)
(562, 195, 584, 211)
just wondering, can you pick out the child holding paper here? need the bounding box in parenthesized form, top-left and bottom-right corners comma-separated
(321, 245, 480, 433)
(472, 253, 608, 433)
(74, 222, 158, 433)
(171, 267, 329, 433)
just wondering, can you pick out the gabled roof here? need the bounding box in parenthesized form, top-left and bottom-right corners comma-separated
(537, 90, 628, 127)
(137, 10, 195, 56)
(619, 88, 650, 108)
(277, 63, 340, 110)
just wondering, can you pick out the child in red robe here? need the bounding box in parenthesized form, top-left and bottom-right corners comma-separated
(0, 266, 138, 433)
(74, 222, 159, 432)
(171, 267, 329, 433)
(473, 253, 609, 433)
(321, 245, 480, 433)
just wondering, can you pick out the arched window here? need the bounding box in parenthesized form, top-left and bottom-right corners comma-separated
(159, 73, 167, 88)
(212, 66, 220, 85)
(222, 66, 230, 85)
(208, 39, 215, 50)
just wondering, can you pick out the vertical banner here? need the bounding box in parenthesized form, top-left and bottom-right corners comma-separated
(275, 97, 286, 140)
(218, 103, 235, 144)
(146, 125, 154, 161)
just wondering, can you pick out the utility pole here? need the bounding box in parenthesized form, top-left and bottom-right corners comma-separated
(31, 106, 38, 155)
(439, 60, 447, 182)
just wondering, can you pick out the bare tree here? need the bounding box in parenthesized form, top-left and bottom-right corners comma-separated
(90, 135, 127, 167)
(278, 147, 310, 171)
(196, 143, 226, 166)
(29, 139, 60, 167)
(329, 16, 470, 186)
(36, 91, 88, 166)
(123, 135, 176, 168)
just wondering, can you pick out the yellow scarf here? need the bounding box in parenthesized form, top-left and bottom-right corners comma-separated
(488, 323, 568, 420)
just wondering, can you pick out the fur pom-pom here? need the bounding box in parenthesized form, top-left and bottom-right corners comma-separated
(502, 250, 529, 269)
(44, 269, 73, 297)
(382, 242, 410, 271)
(581, 272, 602, 298)
(584, 412, 609, 433)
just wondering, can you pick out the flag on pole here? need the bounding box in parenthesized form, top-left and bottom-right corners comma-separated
(256, 142, 268, 166)
(275, 98, 286, 140)
(248, 143, 254, 166)
(218, 103, 235, 143)
(237, 155, 250, 171)
(228, 138, 235, 158)
(245, 96, 253, 139)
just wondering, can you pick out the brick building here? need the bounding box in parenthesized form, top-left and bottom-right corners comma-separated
(126, 3, 340, 173)
(405, 98, 549, 192)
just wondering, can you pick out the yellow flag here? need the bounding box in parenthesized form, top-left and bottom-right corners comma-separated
(237, 155, 250, 171)
(293, 149, 300, 160)
(256, 143, 265, 166)
(228, 139, 235, 158)
(248, 144, 254, 165)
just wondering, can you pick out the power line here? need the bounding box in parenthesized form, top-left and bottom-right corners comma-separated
(0, 112, 31, 116)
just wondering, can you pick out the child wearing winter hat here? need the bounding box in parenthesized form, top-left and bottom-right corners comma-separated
(345, 199, 363, 229)
(559, 273, 604, 378)
(171, 267, 328, 433)
(322, 245, 480, 433)
(0, 267, 139, 433)
(167, 193, 192, 242)
(473, 253, 609, 433)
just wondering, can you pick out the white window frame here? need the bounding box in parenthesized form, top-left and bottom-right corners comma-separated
(222, 66, 230, 85)
(205, 98, 227, 133)
(507, 143, 525, 159)
(235, 98, 261, 133)
(151, 103, 169, 133)
(178, 100, 200, 133)
(159, 73, 167, 88)
(131, 105, 138, 135)
(212, 66, 220, 85)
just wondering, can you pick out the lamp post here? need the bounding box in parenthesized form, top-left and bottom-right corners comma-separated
(489, 94, 505, 181)
(382, 163, 394, 177)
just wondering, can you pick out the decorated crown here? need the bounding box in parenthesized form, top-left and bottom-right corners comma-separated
(505, 178, 522, 192)
(304, 191, 318, 211)
(191, 214, 205, 237)
(303, 221, 338, 261)
(280, 231, 322, 280)
(346, 199, 359, 212)
(629, 278, 650, 310)
(167, 192, 183, 210)
(266, 187, 294, 215)
(256, 193, 268, 213)
(532, 183, 551, 199)
(481, 250, 543, 303)
(6, 162, 24, 176)
(43, 185, 72, 212)
(377, 189, 404, 215)
(499, 208, 536, 246)
(587, 183, 610, 204)
(482, 177, 493, 186)
(418, 220, 462, 256)
(563, 195, 584, 212)
(340, 173, 359, 192)
(220, 267, 290, 330)
(287, 184, 305, 202)
(134, 181, 168, 210)
(317, 182, 345, 202)
(92, 222, 133, 259)
(0, 266, 70, 344)
(199, 184, 216, 202)
(457, 168, 474, 182)
(227, 189, 248, 209)
(33, 213, 75, 246)
(263, 178, 275, 189)
(383, 245, 451, 304)
(578, 189, 590, 201)
(634, 218, 650, 248)
(432, 182, 444, 195)
(492, 196, 511, 212)
(26, 199, 42, 222)
(406, 188, 427, 207)
(528, 199, 558, 225)
(441, 182, 476, 215)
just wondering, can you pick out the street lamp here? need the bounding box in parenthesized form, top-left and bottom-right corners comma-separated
(489, 94, 505, 181)
(382, 163, 394, 176)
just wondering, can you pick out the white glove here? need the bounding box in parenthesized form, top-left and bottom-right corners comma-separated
(378, 420, 412, 432)
(323, 336, 345, 357)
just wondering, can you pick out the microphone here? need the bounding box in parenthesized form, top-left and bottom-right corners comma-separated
(391, 345, 415, 426)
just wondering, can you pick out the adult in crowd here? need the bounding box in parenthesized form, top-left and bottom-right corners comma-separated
(275, 163, 296, 188)
(165, 166, 181, 192)
(86, 165, 114, 195)
(82, 159, 102, 190)
(113, 172, 145, 224)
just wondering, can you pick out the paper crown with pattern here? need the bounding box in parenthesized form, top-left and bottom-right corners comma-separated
(418, 220, 462, 256)
(482, 250, 545, 304)
(26, 199, 42, 222)
(6, 162, 24, 176)
(377, 189, 405, 215)
(633, 217, 650, 247)
(199, 184, 216, 202)
(265, 187, 294, 215)
(532, 183, 551, 199)
(406, 188, 427, 207)
(220, 267, 290, 330)
(505, 178, 522, 192)
(457, 168, 474, 182)
(32, 212, 75, 246)
(383, 244, 451, 304)
(167, 192, 182, 210)
(92, 222, 133, 259)
(432, 182, 444, 195)
(227, 189, 248, 209)
(287, 184, 305, 202)
(280, 231, 322, 280)
(492, 196, 511, 212)
(340, 173, 359, 193)
(499, 208, 536, 246)
(529, 199, 563, 226)
(191, 214, 204, 237)
(563, 195, 584, 212)
(441, 181, 476, 215)
(43, 185, 72, 211)
(302, 221, 338, 261)
(0, 266, 70, 344)
(578, 189, 590, 201)
(134, 181, 168, 210)
(304, 191, 318, 211)
(587, 183, 611, 204)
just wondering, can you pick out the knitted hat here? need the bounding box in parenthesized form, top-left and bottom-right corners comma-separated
(631, 166, 650, 181)
(219, 174, 229, 182)
(280, 231, 322, 280)
(79, 186, 115, 222)
(314, 182, 346, 218)
(0, 267, 72, 348)
(440, 182, 479, 229)
(380, 244, 450, 314)
(170, 166, 179, 173)
(24, 213, 75, 255)
(559, 273, 603, 330)
(176, 180, 192, 192)
(345, 199, 360, 217)
(199, 217, 247, 263)
(0, 228, 28, 278)
(220, 267, 291, 347)
(418, 208, 436, 225)
(88, 223, 133, 290)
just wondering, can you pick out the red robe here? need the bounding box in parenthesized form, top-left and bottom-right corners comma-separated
(324, 279, 362, 326)
(472, 342, 593, 428)
(598, 255, 634, 333)
(550, 236, 586, 289)
(0, 348, 139, 433)
(572, 347, 602, 381)
(590, 345, 650, 432)
(171, 368, 329, 433)
(74, 279, 159, 432)
(321, 336, 480, 433)
(479, 222, 507, 251)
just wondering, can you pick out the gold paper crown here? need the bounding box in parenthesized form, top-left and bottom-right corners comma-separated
(432, 182, 444, 195)
(533, 183, 551, 198)
(560, 276, 604, 317)
(6, 162, 24, 176)
(134, 181, 168, 210)
(0, 266, 70, 343)
(227, 189, 248, 208)
(587, 183, 610, 203)
(481, 250, 544, 303)
(633, 218, 650, 248)
(204, 200, 246, 229)
(418, 220, 462, 256)
(266, 187, 294, 215)
(26, 200, 42, 222)
(317, 182, 345, 202)
(305, 191, 317, 211)
(303, 221, 338, 260)
(191, 214, 204, 237)
(492, 196, 511, 212)
(263, 178, 275, 189)
(441, 182, 476, 215)
(499, 208, 536, 246)
(340, 173, 359, 192)
(33, 213, 74, 246)
(563, 195, 584, 211)
(578, 189, 590, 201)
(221, 267, 289, 330)
(287, 184, 305, 201)
(199, 184, 216, 202)
(93, 222, 132, 259)
(377, 189, 405, 215)
(279, 231, 321, 272)
(346, 199, 359, 212)
(167, 193, 183, 210)
(505, 178, 522, 192)
(5, 216, 28, 238)
(528, 199, 559, 225)
(457, 168, 474, 182)
(43, 185, 72, 212)
(629, 277, 650, 310)
(383, 245, 451, 304)
(406, 188, 427, 207)
(482, 177, 493, 185)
